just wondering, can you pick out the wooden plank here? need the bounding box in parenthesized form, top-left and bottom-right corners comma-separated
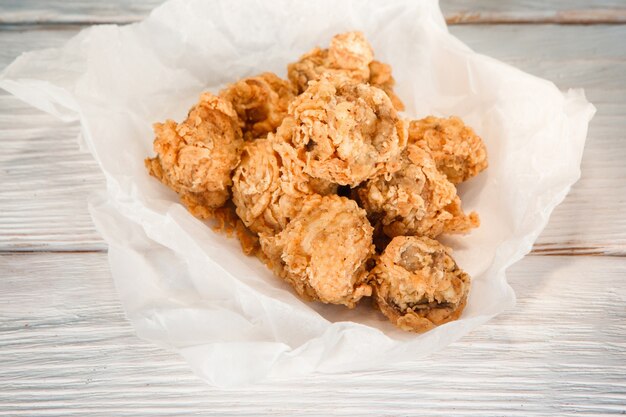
(0, 25, 625, 255)
(0, 0, 162, 25)
(0, 0, 625, 25)
(1, 252, 624, 415)
(442, 1, 626, 24)
(0, 102, 105, 251)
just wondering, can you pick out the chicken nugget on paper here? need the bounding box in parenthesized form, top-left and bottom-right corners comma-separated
(231, 132, 336, 236)
(372, 236, 470, 332)
(288, 31, 404, 110)
(357, 144, 478, 239)
(260, 195, 374, 308)
(275, 74, 407, 186)
(220, 72, 296, 140)
(145, 93, 243, 218)
(409, 116, 488, 184)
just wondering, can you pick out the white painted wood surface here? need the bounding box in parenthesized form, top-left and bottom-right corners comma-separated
(1, 0, 625, 24)
(1, 1, 625, 415)
(1, 254, 625, 416)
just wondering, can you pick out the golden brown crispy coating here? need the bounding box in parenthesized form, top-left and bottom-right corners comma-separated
(275, 75, 407, 186)
(231, 133, 336, 236)
(444, 196, 481, 234)
(288, 31, 404, 110)
(368, 60, 405, 111)
(145, 93, 243, 218)
(260, 195, 374, 308)
(409, 116, 488, 184)
(288, 31, 373, 93)
(372, 236, 470, 333)
(328, 31, 374, 73)
(231, 138, 282, 235)
(357, 144, 479, 238)
(219, 72, 296, 141)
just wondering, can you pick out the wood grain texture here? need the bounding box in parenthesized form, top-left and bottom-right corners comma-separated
(1, 253, 624, 415)
(0, 93, 104, 251)
(1, 2, 625, 415)
(442, 1, 626, 24)
(0, 0, 625, 25)
(1, 25, 625, 254)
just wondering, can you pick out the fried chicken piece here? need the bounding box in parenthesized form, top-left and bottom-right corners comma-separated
(372, 236, 470, 333)
(409, 116, 488, 184)
(357, 144, 479, 238)
(275, 75, 406, 186)
(145, 93, 243, 218)
(260, 195, 374, 308)
(219, 72, 296, 141)
(288, 31, 372, 93)
(231, 138, 282, 235)
(288, 31, 404, 110)
(231, 130, 336, 236)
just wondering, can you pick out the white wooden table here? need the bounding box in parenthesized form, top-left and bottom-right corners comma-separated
(1, 1, 625, 415)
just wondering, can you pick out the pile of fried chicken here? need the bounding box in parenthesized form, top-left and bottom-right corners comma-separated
(145, 32, 487, 333)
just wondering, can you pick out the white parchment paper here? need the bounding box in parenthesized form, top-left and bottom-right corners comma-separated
(0, 0, 595, 386)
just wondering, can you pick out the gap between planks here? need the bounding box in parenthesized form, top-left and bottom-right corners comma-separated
(0, 0, 625, 25)
(446, 10, 626, 25)
(1, 247, 626, 257)
(1, 14, 626, 27)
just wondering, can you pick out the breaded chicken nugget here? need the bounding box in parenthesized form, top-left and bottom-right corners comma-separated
(288, 31, 372, 93)
(409, 116, 488, 184)
(220, 72, 296, 140)
(357, 144, 478, 238)
(260, 195, 374, 307)
(231, 132, 336, 236)
(288, 31, 404, 110)
(372, 236, 470, 332)
(145, 93, 243, 218)
(275, 75, 406, 186)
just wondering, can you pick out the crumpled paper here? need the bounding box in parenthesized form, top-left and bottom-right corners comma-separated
(0, 0, 594, 387)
